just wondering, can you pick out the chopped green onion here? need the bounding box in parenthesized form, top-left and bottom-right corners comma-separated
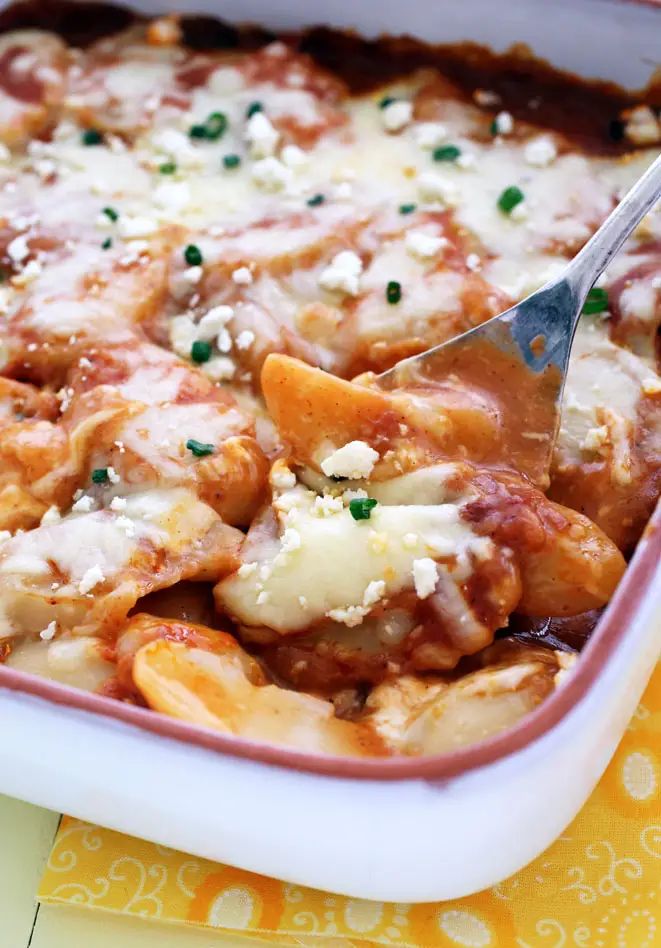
(582, 287, 609, 315)
(246, 101, 263, 118)
(186, 439, 215, 457)
(205, 111, 228, 140)
(489, 118, 499, 135)
(91, 468, 109, 484)
(497, 185, 525, 214)
(0, 268, 7, 282)
(349, 497, 378, 521)
(184, 244, 203, 266)
(81, 129, 103, 146)
(386, 280, 402, 304)
(306, 193, 325, 207)
(433, 144, 461, 162)
(222, 153, 241, 169)
(101, 237, 112, 250)
(379, 96, 396, 109)
(189, 112, 229, 141)
(159, 161, 177, 174)
(399, 203, 416, 215)
(190, 340, 212, 363)
(102, 206, 118, 222)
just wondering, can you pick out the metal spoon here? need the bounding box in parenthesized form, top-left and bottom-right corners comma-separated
(376, 153, 661, 488)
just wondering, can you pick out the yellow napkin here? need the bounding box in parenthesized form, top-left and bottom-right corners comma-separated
(39, 662, 661, 948)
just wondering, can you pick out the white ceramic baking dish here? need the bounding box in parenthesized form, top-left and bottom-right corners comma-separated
(0, 0, 659, 903)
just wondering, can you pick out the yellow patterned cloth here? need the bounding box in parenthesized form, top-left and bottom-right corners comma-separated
(39, 662, 661, 948)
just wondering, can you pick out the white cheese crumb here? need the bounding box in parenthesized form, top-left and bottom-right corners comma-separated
(198, 306, 234, 338)
(40, 506, 61, 526)
(114, 441, 126, 454)
(405, 230, 447, 259)
(235, 329, 255, 350)
(402, 532, 419, 550)
(238, 562, 258, 577)
(203, 356, 235, 381)
(271, 467, 297, 491)
(115, 515, 135, 537)
(333, 181, 353, 201)
(182, 265, 203, 284)
(256, 590, 271, 605)
(413, 122, 448, 149)
(456, 152, 476, 170)
(342, 488, 368, 503)
(382, 100, 413, 132)
(509, 202, 529, 222)
(524, 135, 558, 167)
(12, 258, 42, 286)
(71, 495, 94, 513)
(169, 314, 197, 357)
(154, 180, 191, 211)
(117, 215, 157, 238)
(412, 558, 438, 599)
(251, 156, 292, 192)
(281, 527, 302, 552)
(109, 496, 127, 511)
(232, 266, 253, 285)
(298, 595, 308, 607)
(417, 172, 457, 206)
(313, 494, 344, 517)
(7, 234, 30, 263)
(493, 111, 514, 135)
(217, 328, 233, 353)
(78, 564, 106, 595)
(320, 440, 379, 479)
(466, 253, 481, 271)
(581, 425, 610, 452)
(641, 377, 661, 396)
(246, 111, 280, 158)
(318, 250, 363, 297)
(363, 579, 386, 607)
(106, 466, 120, 485)
(281, 144, 308, 168)
(0, 530, 11, 544)
(39, 621, 57, 642)
(327, 604, 369, 627)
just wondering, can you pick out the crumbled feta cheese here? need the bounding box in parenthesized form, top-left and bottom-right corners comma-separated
(78, 564, 106, 594)
(466, 253, 481, 271)
(40, 506, 61, 526)
(363, 579, 386, 607)
(235, 329, 255, 350)
(493, 111, 514, 135)
(405, 230, 447, 259)
(245, 111, 279, 158)
(413, 122, 448, 149)
(318, 251, 363, 297)
(12, 259, 42, 286)
(118, 215, 157, 238)
(281, 144, 308, 168)
(251, 156, 292, 192)
(327, 604, 369, 627)
(342, 488, 368, 503)
(313, 494, 344, 517)
(106, 466, 120, 485)
(402, 532, 419, 550)
(0, 530, 11, 544)
(203, 356, 236, 381)
(524, 135, 558, 167)
(417, 172, 457, 206)
(232, 266, 253, 285)
(320, 441, 379, 479)
(256, 590, 270, 605)
(333, 181, 353, 201)
(39, 621, 57, 641)
(169, 314, 197, 357)
(198, 306, 234, 338)
(456, 152, 476, 170)
(271, 466, 296, 491)
(641, 377, 661, 396)
(114, 441, 126, 454)
(110, 496, 127, 511)
(412, 558, 438, 599)
(281, 527, 302, 552)
(182, 265, 203, 284)
(154, 180, 190, 212)
(216, 328, 232, 353)
(509, 202, 529, 222)
(623, 105, 661, 146)
(581, 425, 610, 452)
(7, 234, 30, 263)
(115, 515, 135, 537)
(382, 100, 413, 132)
(71, 495, 94, 513)
(238, 562, 258, 577)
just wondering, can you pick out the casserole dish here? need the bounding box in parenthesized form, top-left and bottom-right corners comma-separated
(0, 0, 659, 902)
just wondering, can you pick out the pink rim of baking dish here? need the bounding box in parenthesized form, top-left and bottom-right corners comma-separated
(0, 504, 658, 783)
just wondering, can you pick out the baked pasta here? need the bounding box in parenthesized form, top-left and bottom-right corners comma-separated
(0, 6, 659, 757)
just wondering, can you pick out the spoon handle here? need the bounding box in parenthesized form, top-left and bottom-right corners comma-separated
(565, 152, 661, 302)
